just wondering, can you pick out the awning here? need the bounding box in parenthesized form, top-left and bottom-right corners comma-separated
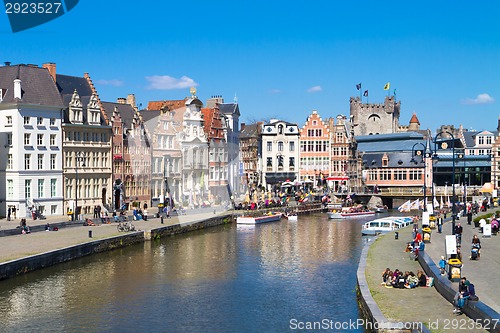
(326, 176, 349, 181)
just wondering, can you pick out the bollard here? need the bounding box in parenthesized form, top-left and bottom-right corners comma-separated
(88, 230, 92, 238)
(161, 216, 164, 224)
(395, 231, 399, 240)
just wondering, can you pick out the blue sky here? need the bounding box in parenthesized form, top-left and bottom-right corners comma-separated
(1, 1, 499, 132)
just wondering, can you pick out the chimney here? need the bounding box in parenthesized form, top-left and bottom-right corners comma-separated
(240, 123, 246, 131)
(14, 79, 22, 99)
(126, 94, 136, 108)
(117, 97, 126, 104)
(42, 63, 56, 82)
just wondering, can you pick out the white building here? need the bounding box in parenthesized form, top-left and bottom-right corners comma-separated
(261, 119, 300, 190)
(0, 64, 65, 218)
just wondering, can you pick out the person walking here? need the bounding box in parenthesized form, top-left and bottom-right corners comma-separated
(437, 214, 443, 233)
(7, 207, 11, 221)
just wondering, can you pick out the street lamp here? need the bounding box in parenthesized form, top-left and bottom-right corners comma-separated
(75, 152, 85, 220)
(411, 142, 426, 211)
(434, 131, 456, 235)
(457, 151, 466, 217)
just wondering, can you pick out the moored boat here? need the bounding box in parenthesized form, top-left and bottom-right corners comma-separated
(327, 204, 375, 219)
(361, 218, 400, 235)
(283, 213, 298, 221)
(236, 213, 282, 225)
(374, 205, 388, 213)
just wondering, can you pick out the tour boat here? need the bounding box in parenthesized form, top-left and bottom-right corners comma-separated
(361, 218, 400, 236)
(283, 213, 298, 221)
(327, 204, 375, 219)
(236, 213, 282, 225)
(374, 205, 388, 213)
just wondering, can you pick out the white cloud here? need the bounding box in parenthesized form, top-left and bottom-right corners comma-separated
(97, 79, 124, 87)
(462, 93, 495, 105)
(145, 75, 198, 90)
(307, 85, 322, 93)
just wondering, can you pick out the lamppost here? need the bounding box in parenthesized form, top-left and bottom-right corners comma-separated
(434, 131, 456, 235)
(411, 142, 427, 211)
(457, 151, 466, 216)
(75, 152, 85, 221)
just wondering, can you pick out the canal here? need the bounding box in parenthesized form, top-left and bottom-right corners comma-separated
(0, 213, 373, 332)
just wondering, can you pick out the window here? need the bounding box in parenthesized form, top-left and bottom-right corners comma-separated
(50, 117, 56, 126)
(267, 141, 272, 152)
(24, 154, 31, 170)
(409, 170, 422, 181)
(6, 116, 12, 125)
(51, 179, 56, 197)
(38, 179, 44, 198)
(394, 170, 407, 181)
(50, 134, 56, 146)
(7, 133, 12, 146)
(7, 179, 13, 198)
(38, 154, 43, 170)
(50, 154, 56, 170)
(51, 205, 57, 214)
(289, 157, 295, 170)
(278, 125, 283, 134)
(289, 141, 295, 152)
(266, 157, 273, 171)
(24, 116, 30, 125)
(478, 136, 484, 145)
(487, 136, 492, 145)
(7, 154, 13, 169)
(37, 117, 43, 125)
(278, 141, 284, 152)
(24, 133, 31, 145)
(25, 179, 31, 199)
(37, 134, 43, 145)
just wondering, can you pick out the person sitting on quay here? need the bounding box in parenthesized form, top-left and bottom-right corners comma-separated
(417, 270, 428, 287)
(453, 277, 471, 314)
(381, 268, 391, 285)
(405, 271, 419, 289)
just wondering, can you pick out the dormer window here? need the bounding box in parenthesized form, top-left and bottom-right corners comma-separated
(382, 154, 389, 167)
(278, 124, 283, 134)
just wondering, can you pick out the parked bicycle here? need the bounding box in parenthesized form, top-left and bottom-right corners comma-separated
(117, 221, 136, 232)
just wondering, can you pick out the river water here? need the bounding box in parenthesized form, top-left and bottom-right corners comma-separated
(0, 213, 373, 333)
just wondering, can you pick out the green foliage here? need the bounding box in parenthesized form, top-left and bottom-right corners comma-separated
(473, 213, 494, 223)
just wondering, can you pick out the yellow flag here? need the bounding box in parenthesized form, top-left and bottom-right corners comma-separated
(383, 82, 390, 90)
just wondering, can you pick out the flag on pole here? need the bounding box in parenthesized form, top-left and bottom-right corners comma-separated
(393, 88, 397, 97)
(383, 82, 390, 90)
(363, 90, 368, 97)
(356, 83, 361, 90)
(398, 200, 411, 212)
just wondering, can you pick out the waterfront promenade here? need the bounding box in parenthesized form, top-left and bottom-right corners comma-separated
(364, 211, 500, 332)
(0, 211, 222, 263)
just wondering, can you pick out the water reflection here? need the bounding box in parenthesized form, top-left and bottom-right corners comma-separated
(0, 213, 369, 333)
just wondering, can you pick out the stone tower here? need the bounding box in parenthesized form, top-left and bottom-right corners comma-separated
(408, 113, 420, 132)
(349, 96, 401, 136)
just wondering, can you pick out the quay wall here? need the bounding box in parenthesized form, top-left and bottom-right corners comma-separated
(0, 214, 232, 281)
(0, 232, 144, 281)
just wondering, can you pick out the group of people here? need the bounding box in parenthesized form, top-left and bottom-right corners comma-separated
(381, 268, 430, 289)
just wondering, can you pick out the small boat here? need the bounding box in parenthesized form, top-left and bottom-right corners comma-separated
(374, 205, 388, 213)
(327, 204, 375, 219)
(236, 213, 282, 225)
(361, 218, 400, 235)
(283, 213, 298, 221)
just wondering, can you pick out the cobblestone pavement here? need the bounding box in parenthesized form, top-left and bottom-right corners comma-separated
(364, 213, 496, 333)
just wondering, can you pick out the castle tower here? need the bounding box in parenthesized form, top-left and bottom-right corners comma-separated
(408, 113, 420, 131)
(349, 96, 401, 136)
